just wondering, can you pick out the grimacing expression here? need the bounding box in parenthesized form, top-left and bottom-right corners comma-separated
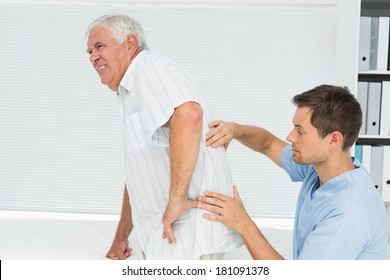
(87, 27, 130, 91)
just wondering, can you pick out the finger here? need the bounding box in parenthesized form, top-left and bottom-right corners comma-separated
(204, 191, 228, 201)
(163, 225, 176, 244)
(233, 185, 242, 201)
(202, 213, 221, 221)
(198, 201, 223, 214)
(206, 127, 223, 143)
(210, 137, 228, 148)
(106, 246, 123, 260)
(106, 253, 119, 260)
(206, 129, 217, 142)
(124, 248, 132, 258)
(162, 230, 170, 243)
(207, 135, 221, 148)
(207, 129, 225, 141)
(208, 120, 221, 128)
(115, 249, 126, 260)
(198, 196, 224, 207)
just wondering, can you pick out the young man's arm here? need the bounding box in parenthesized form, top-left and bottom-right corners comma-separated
(206, 121, 288, 167)
(198, 186, 284, 260)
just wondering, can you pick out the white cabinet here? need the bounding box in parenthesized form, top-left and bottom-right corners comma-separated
(357, 0, 390, 145)
(356, 0, 390, 201)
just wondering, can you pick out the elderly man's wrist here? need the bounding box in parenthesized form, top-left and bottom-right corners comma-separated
(168, 195, 187, 203)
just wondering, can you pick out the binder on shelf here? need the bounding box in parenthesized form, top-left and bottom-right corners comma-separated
(357, 81, 368, 135)
(366, 82, 382, 135)
(369, 17, 379, 70)
(355, 144, 363, 163)
(362, 145, 372, 174)
(370, 146, 384, 194)
(359, 17, 371, 71)
(377, 17, 390, 71)
(381, 146, 390, 202)
(380, 81, 390, 136)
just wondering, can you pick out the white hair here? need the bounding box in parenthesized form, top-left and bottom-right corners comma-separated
(86, 14, 149, 51)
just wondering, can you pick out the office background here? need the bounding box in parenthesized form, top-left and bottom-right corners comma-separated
(0, 0, 358, 219)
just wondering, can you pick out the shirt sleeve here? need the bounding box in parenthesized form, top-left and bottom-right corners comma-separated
(298, 213, 369, 259)
(280, 145, 310, 182)
(136, 56, 201, 147)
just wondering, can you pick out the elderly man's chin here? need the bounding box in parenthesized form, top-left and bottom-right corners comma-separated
(100, 77, 117, 91)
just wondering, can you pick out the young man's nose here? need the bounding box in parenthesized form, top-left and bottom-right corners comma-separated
(286, 130, 295, 143)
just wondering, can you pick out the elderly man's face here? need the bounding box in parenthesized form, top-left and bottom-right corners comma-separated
(87, 27, 130, 91)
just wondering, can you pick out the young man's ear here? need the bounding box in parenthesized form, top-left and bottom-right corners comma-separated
(126, 34, 139, 57)
(328, 131, 343, 149)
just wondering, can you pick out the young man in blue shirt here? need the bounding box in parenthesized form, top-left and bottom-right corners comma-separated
(198, 84, 390, 259)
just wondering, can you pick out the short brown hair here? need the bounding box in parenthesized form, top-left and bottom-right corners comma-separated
(292, 84, 362, 150)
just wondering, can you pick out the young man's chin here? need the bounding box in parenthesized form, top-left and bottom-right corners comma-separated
(292, 155, 305, 165)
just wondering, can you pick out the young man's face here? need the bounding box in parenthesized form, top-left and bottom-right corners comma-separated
(87, 27, 130, 91)
(286, 107, 331, 165)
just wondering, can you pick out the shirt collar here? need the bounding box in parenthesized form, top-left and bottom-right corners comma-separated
(118, 50, 148, 95)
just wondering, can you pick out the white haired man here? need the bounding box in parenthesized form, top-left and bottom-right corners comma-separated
(86, 14, 242, 260)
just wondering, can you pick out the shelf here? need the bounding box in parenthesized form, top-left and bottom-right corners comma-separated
(361, 0, 390, 17)
(358, 71, 390, 75)
(356, 135, 390, 145)
(358, 72, 390, 82)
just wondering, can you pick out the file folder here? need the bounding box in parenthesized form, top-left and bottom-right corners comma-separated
(359, 17, 372, 71)
(371, 146, 384, 194)
(382, 146, 390, 202)
(380, 82, 390, 136)
(357, 81, 369, 135)
(366, 82, 382, 135)
(377, 17, 390, 71)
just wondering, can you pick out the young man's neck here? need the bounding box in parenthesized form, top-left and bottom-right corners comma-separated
(314, 150, 355, 187)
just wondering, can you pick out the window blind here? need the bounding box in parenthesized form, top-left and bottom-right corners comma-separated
(0, 1, 343, 217)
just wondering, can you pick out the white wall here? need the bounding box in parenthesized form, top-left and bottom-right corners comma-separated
(0, 0, 359, 217)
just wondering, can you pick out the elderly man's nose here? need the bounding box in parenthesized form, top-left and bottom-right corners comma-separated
(89, 50, 99, 63)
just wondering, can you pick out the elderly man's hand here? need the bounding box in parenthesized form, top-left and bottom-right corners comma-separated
(162, 197, 198, 244)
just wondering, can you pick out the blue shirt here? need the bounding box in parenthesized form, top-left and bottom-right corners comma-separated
(281, 146, 390, 259)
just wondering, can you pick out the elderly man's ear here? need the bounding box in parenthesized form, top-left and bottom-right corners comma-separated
(126, 34, 139, 58)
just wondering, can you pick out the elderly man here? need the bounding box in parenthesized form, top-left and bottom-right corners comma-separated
(86, 14, 242, 260)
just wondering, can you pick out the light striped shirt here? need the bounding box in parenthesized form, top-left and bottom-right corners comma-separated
(117, 50, 242, 259)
